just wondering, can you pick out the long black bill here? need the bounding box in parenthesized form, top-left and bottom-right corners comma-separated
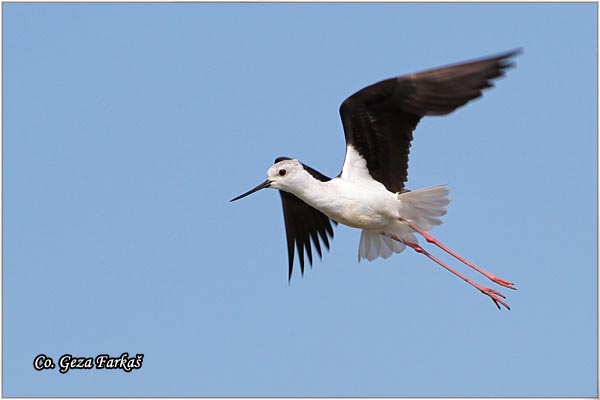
(230, 180, 271, 202)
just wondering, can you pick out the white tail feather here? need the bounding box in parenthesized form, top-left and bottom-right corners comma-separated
(358, 230, 413, 262)
(398, 185, 450, 231)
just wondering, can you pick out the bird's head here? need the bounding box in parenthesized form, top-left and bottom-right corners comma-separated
(230, 157, 304, 202)
(266, 158, 305, 191)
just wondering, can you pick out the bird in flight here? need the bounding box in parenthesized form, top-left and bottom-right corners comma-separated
(231, 49, 520, 310)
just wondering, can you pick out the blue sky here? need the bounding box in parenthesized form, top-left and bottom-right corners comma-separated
(3, 2, 597, 397)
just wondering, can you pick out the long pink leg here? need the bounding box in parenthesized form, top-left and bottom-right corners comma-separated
(383, 233, 510, 310)
(399, 217, 516, 290)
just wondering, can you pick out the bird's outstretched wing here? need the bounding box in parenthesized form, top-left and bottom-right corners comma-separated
(339, 49, 521, 193)
(275, 157, 337, 280)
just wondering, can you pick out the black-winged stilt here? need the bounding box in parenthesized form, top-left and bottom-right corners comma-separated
(231, 50, 520, 310)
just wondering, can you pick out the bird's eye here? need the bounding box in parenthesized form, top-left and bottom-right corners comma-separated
(278, 169, 287, 176)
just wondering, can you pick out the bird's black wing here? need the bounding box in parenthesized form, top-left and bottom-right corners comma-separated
(275, 157, 336, 281)
(339, 49, 521, 193)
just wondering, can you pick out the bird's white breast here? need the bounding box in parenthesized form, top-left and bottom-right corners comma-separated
(318, 178, 399, 229)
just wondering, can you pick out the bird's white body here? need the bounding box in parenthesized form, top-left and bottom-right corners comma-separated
(268, 146, 450, 261)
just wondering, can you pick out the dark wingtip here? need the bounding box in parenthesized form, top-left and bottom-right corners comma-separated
(493, 48, 523, 62)
(509, 47, 524, 56)
(501, 47, 523, 57)
(497, 48, 523, 68)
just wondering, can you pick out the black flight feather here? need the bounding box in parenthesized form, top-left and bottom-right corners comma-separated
(275, 157, 337, 280)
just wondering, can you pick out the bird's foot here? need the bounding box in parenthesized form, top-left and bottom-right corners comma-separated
(476, 285, 510, 310)
(486, 274, 517, 290)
